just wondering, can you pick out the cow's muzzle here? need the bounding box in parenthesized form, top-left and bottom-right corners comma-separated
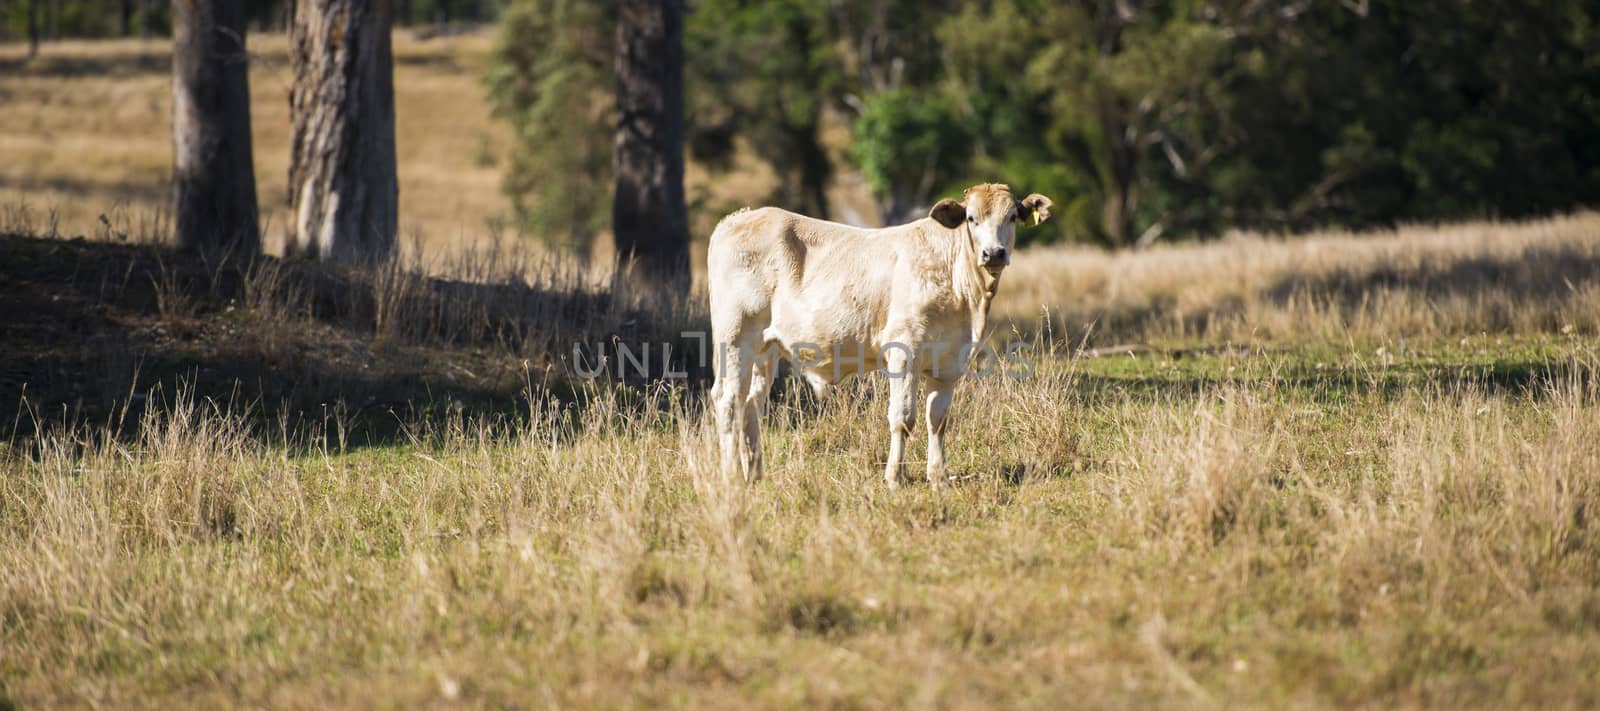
(980, 246, 1009, 271)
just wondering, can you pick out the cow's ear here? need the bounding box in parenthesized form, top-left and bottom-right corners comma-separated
(930, 199, 966, 229)
(1018, 194, 1054, 227)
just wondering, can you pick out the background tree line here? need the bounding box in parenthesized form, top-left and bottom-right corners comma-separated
(2, 0, 500, 44)
(132, 0, 690, 290)
(10, 0, 691, 288)
(9, 0, 1599, 254)
(491, 0, 1600, 249)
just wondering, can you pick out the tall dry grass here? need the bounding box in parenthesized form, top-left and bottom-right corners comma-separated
(3, 206, 1600, 706)
(2, 344, 1597, 707)
(1003, 212, 1600, 345)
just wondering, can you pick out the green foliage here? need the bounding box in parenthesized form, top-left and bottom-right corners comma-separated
(1187, 0, 1600, 234)
(850, 89, 970, 221)
(484, 0, 1600, 251)
(13, 0, 1600, 250)
(937, 1, 1235, 245)
(2, 0, 154, 40)
(685, 0, 841, 218)
(925, 0, 1600, 246)
(486, 0, 615, 254)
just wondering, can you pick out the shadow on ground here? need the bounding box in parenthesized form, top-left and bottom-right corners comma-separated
(4, 232, 1586, 451)
(0, 233, 705, 448)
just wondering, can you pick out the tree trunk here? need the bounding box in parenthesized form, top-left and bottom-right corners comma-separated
(26, 0, 40, 58)
(781, 122, 831, 220)
(172, 0, 261, 256)
(286, 0, 398, 265)
(612, 0, 690, 291)
(1098, 101, 1138, 248)
(140, 0, 153, 38)
(799, 138, 830, 221)
(121, 0, 135, 35)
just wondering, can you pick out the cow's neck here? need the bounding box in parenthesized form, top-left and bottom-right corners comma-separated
(952, 225, 1000, 343)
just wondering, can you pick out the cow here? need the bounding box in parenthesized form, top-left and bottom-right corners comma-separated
(706, 183, 1053, 488)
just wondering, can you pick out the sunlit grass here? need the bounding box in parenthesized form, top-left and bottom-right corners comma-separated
(3, 331, 1597, 707)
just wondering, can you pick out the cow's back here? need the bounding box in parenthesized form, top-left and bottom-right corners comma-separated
(709, 207, 907, 365)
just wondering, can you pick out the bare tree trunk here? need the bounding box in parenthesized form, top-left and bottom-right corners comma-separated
(612, 0, 689, 291)
(286, 0, 398, 265)
(141, 0, 154, 38)
(1105, 137, 1137, 248)
(121, 0, 135, 35)
(172, 0, 261, 256)
(798, 130, 831, 221)
(26, 0, 40, 58)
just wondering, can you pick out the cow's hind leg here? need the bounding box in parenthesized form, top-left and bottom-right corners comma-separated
(883, 347, 918, 489)
(712, 330, 760, 482)
(924, 376, 956, 490)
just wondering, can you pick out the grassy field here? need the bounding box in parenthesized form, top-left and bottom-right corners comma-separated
(4, 31, 1600, 711)
(2, 206, 1599, 708)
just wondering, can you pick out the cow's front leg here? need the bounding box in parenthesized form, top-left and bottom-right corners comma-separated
(883, 347, 917, 489)
(924, 377, 956, 490)
(713, 340, 755, 482)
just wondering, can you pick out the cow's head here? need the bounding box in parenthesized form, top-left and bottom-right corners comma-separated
(930, 184, 1053, 275)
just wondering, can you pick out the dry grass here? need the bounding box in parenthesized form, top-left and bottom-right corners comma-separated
(2, 208, 1599, 707)
(4, 35, 1600, 705)
(1000, 212, 1600, 346)
(2, 343, 1596, 707)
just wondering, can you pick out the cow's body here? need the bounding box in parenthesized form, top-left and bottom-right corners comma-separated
(707, 184, 1053, 488)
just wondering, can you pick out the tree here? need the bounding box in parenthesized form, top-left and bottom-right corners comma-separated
(171, 0, 260, 256)
(285, 0, 399, 264)
(487, 0, 615, 255)
(850, 89, 969, 224)
(484, 0, 1600, 250)
(25, 0, 40, 57)
(934, 0, 1231, 247)
(687, 0, 839, 220)
(141, 0, 157, 37)
(1203, 0, 1600, 232)
(612, 0, 690, 290)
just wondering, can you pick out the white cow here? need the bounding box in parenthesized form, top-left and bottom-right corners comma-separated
(706, 183, 1053, 488)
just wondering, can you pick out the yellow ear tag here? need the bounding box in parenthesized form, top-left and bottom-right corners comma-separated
(1021, 208, 1038, 227)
